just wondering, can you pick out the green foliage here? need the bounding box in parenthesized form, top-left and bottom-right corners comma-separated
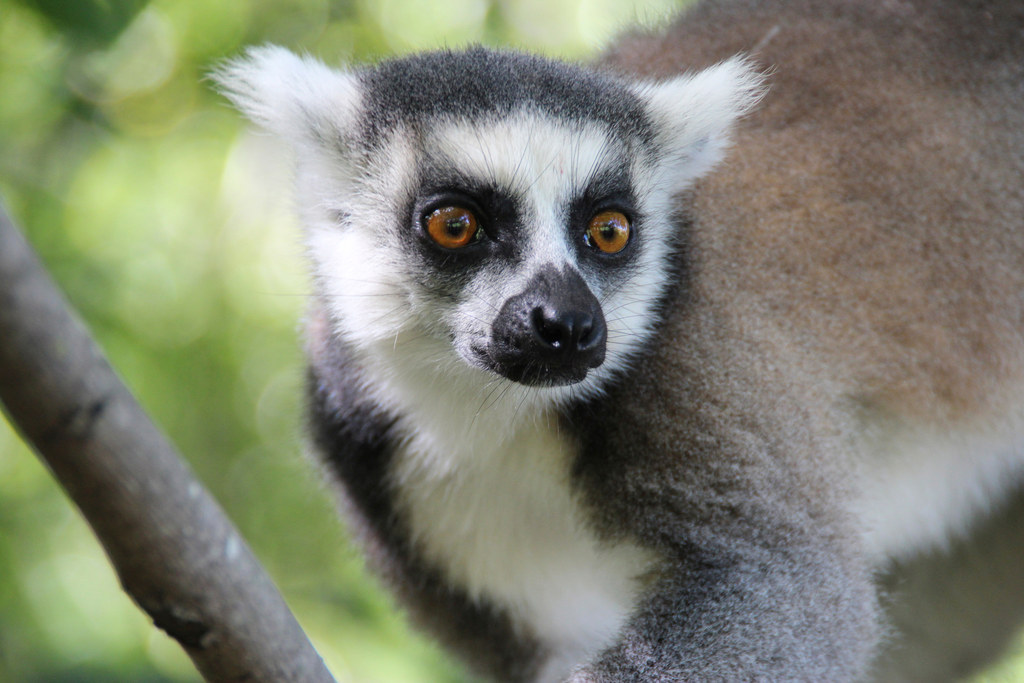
(15, 0, 149, 47)
(0, 0, 681, 681)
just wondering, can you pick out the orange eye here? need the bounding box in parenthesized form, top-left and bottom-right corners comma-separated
(585, 210, 631, 254)
(425, 206, 479, 249)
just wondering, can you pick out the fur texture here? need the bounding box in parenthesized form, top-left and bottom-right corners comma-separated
(216, 0, 1024, 680)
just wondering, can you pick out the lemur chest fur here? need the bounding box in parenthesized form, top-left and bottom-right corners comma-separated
(388, 409, 654, 658)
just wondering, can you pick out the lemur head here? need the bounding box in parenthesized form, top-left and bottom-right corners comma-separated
(217, 46, 761, 408)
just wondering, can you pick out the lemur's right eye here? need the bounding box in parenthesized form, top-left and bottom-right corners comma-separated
(425, 206, 480, 249)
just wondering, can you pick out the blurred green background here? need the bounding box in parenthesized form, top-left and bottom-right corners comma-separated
(1, 0, 1024, 681)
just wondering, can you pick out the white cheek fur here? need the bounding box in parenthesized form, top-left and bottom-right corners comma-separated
(303, 129, 425, 350)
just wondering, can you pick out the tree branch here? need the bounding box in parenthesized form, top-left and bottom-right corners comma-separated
(0, 201, 336, 683)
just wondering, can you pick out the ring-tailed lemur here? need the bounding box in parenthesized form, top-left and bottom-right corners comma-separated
(216, 0, 1024, 679)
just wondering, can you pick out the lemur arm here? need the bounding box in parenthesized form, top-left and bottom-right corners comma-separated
(565, 369, 880, 681)
(570, 538, 878, 681)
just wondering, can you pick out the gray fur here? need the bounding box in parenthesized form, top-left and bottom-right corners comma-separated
(355, 46, 655, 148)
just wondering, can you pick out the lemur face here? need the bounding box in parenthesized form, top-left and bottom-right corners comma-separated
(217, 46, 761, 403)
(308, 112, 657, 398)
(387, 113, 648, 389)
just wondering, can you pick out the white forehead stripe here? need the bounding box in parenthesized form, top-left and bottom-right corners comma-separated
(431, 113, 621, 205)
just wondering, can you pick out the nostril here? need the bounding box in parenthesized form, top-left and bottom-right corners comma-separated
(532, 306, 569, 350)
(574, 313, 595, 347)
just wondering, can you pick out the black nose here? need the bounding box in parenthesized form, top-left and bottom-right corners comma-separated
(531, 306, 604, 358)
(488, 265, 607, 386)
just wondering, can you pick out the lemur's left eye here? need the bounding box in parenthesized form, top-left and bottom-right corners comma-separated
(585, 211, 631, 254)
(425, 206, 480, 249)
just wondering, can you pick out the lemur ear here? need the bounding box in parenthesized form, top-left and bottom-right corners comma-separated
(213, 45, 361, 150)
(633, 57, 765, 188)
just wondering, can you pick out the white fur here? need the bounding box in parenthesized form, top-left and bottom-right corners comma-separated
(390, 406, 655, 682)
(633, 56, 766, 190)
(302, 127, 421, 350)
(857, 421, 1024, 564)
(214, 45, 361, 150)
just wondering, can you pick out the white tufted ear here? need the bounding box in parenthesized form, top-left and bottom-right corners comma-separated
(212, 45, 362, 150)
(634, 56, 765, 189)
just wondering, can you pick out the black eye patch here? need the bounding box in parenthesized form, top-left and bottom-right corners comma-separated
(566, 168, 641, 265)
(402, 170, 526, 280)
